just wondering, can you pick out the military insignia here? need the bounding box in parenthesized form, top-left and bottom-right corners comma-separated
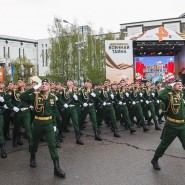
(50, 99, 54, 105)
(8, 92, 12, 95)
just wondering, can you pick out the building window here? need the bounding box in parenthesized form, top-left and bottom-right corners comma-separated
(19, 48, 21, 58)
(42, 49, 45, 67)
(3, 47, 5, 58)
(8, 47, 10, 58)
(23, 49, 24, 57)
(45, 49, 48, 66)
(45, 44, 47, 47)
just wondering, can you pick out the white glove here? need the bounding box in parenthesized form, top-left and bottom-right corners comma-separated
(157, 100, 160, 104)
(83, 103, 88, 107)
(73, 94, 78, 100)
(64, 103, 68, 108)
(91, 92, 96, 97)
(0, 96, 4, 102)
(139, 93, 143, 97)
(132, 101, 136, 105)
(125, 92, 129, 97)
(146, 100, 149, 104)
(140, 99, 143, 103)
(13, 106, 20, 112)
(33, 83, 42, 90)
(103, 102, 107, 106)
(3, 104, 8, 109)
(151, 93, 155, 97)
(29, 105, 34, 110)
(110, 94, 114, 99)
(55, 96, 58, 101)
(53, 126, 57, 132)
(119, 101, 123, 105)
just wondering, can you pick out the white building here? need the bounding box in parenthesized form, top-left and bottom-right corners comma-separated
(120, 13, 185, 38)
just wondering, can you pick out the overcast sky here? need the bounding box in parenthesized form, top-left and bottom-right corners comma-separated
(0, 0, 184, 40)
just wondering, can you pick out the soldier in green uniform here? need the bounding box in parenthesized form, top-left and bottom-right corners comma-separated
(154, 81, 165, 123)
(96, 79, 120, 137)
(78, 80, 102, 141)
(0, 82, 7, 158)
(57, 79, 83, 145)
(129, 81, 149, 132)
(4, 78, 32, 147)
(151, 79, 185, 170)
(114, 79, 136, 134)
(20, 79, 65, 178)
(142, 80, 161, 130)
(3, 81, 14, 140)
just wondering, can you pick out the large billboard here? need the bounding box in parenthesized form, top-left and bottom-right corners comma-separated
(105, 40, 133, 83)
(135, 56, 175, 83)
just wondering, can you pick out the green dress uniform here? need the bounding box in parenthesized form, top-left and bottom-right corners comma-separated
(142, 87, 161, 130)
(78, 88, 102, 141)
(0, 91, 7, 158)
(114, 88, 136, 134)
(151, 84, 185, 170)
(96, 87, 120, 137)
(129, 88, 149, 132)
(20, 84, 66, 178)
(57, 87, 83, 145)
(20, 88, 58, 160)
(4, 88, 32, 146)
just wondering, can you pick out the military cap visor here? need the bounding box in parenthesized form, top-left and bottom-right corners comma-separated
(42, 79, 50, 83)
(18, 77, 26, 82)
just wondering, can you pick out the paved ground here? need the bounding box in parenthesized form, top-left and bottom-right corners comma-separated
(1, 120, 185, 185)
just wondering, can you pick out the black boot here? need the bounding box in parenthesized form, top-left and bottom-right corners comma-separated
(56, 141, 62, 148)
(12, 135, 17, 147)
(151, 155, 161, 170)
(113, 128, 120, 137)
(128, 126, 136, 134)
(94, 130, 102, 141)
(155, 122, 162, 130)
(30, 153, 37, 168)
(17, 133, 23, 145)
(143, 123, 149, 132)
(53, 158, 66, 178)
(0, 143, 7, 158)
(75, 132, 84, 145)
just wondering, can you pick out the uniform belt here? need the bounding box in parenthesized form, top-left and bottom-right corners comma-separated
(88, 103, 94, 106)
(68, 104, 75, 107)
(20, 107, 29, 111)
(35, 116, 52, 121)
(166, 116, 185, 124)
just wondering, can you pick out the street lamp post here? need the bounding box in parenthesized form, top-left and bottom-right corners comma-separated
(63, 20, 81, 85)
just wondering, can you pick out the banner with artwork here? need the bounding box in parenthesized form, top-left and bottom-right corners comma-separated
(135, 56, 175, 83)
(105, 40, 133, 83)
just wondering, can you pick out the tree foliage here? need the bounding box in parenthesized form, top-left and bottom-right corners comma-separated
(48, 17, 116, 85)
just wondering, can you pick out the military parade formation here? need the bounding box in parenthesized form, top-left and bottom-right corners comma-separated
(0, 76, 185, 177)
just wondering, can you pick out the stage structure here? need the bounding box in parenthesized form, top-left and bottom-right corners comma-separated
(105, 26, 185, 83)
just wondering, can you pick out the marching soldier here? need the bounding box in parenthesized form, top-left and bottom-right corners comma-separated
(78, 80, 102, 141)
(3, 81, 14, 140)
(0, 82, 7, 158)
(129, 81, 149, 132)
(96, 79, 120, 137)
(151, 79, 185, 170)
(57, 79, 84, 145)
(142, 80, 161, 130)
(20, 79, 66, 178)
(4, 78, 32, 147)
(114, 79, 136, 134)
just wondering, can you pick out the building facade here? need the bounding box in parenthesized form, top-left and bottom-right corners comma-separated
(120, 13, 185, 38)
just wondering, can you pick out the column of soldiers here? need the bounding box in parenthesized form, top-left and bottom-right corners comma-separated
(0, 77, 167, 176)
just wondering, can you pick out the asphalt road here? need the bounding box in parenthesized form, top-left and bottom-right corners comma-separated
(1, 120, 185, 185)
